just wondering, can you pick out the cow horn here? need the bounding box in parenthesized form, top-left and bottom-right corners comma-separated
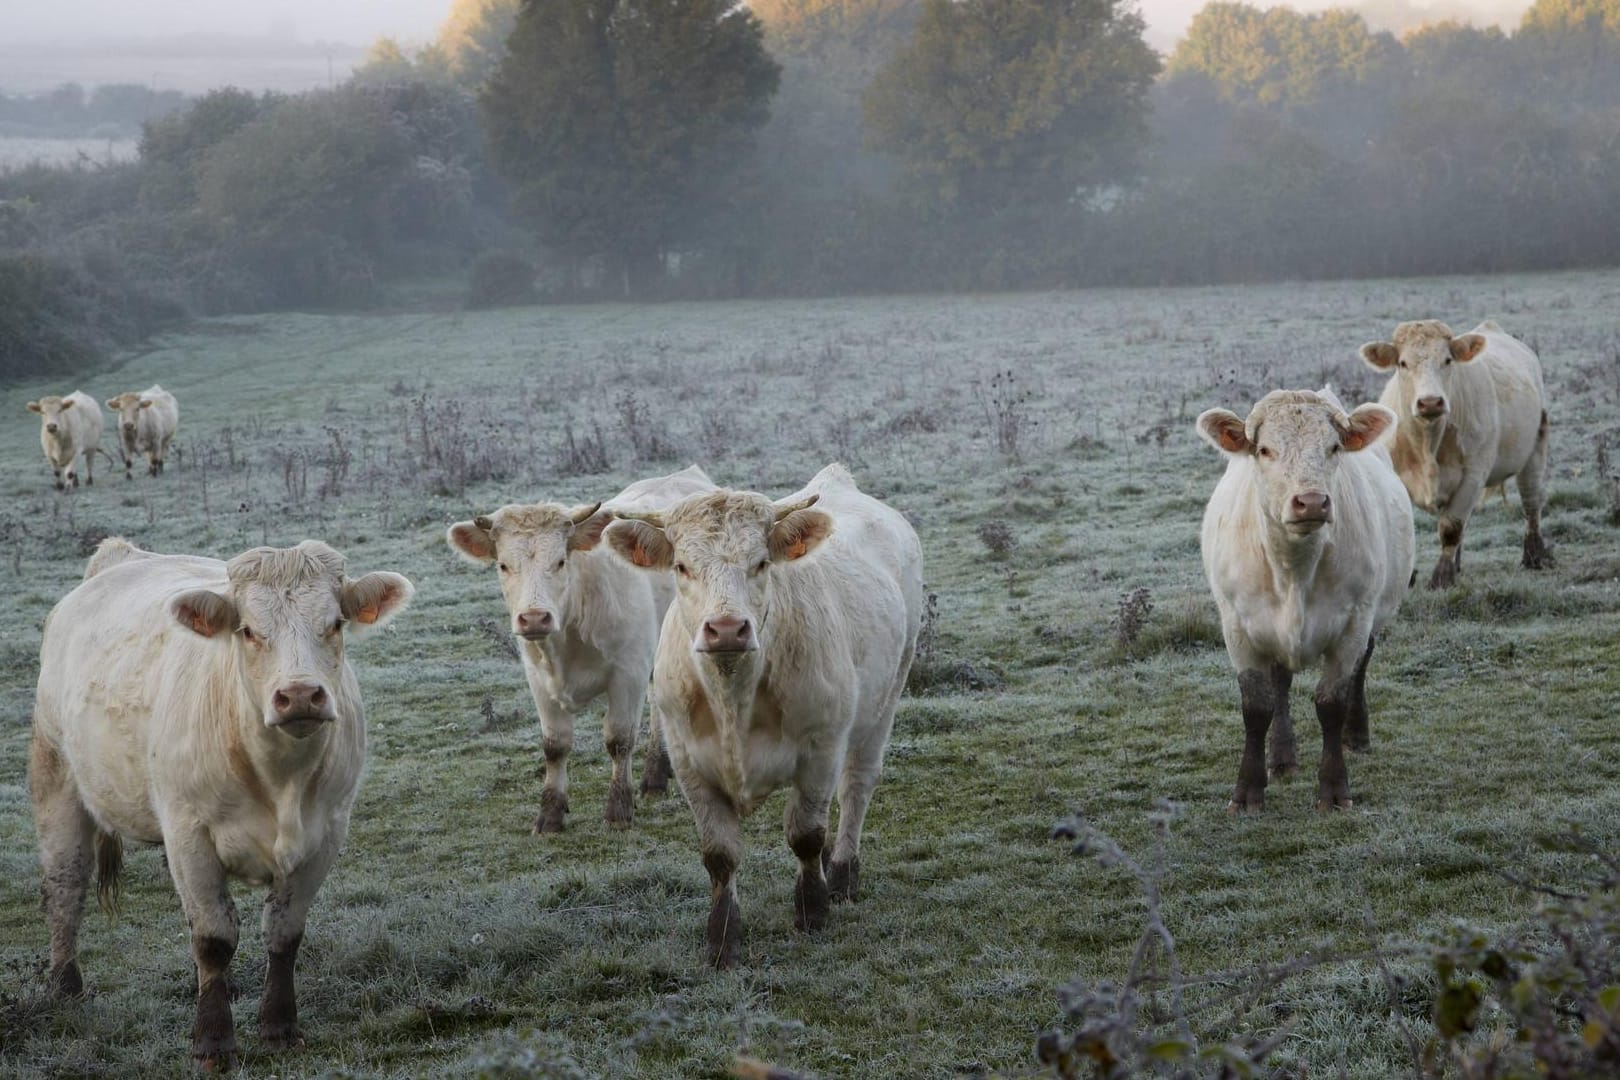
(568, 501, 603, 526)
(473, 515, 494, 532)
(612, 508, 667, 527)
(773, 493, 820, 521)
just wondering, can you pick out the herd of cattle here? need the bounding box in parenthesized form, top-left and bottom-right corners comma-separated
(26, 384, 180, 488)
(21, 319, 1551, 1067)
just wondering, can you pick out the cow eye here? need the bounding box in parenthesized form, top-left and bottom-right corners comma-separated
(329, 618, 347, 636)
(240, 626, 259, 644)
(1329, 443, 1341, 454)
(675, 563, 691, 579)
(1258, 446, 1274, 459)
(1397, 360, 1408, 369)
(498, 562, 509, 573)
(554, 559, 565, 572)
(753, 559, 769, 575)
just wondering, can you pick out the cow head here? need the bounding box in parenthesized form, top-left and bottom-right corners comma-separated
(1360, 320, 1485, 429)
(105, 392, 148, 445)
(1198, 390, 1394, 536)
(170, 541, 413, 738)
(604, 490, 833, 670)
(27, 395, 74, 439)
(446, 502, 612, 640)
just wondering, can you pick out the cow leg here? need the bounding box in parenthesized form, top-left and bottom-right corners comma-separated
(1227, 668, 1274, 812)
(785, 759, 837, 932)
(533, 698, 573, 835)
(1346, 637, 1375, 753)
(826, 722, 890, 903)
(82, 447, 93, 486)
(1518, 410, 1552, 569)
(1429, 515, 1465, 588)
(167, 835, 240, 1070)
(640, 708, 673, 798)
(685, 780, 743, 969)
(29, 731, 94, 998)
(259, 829, 340, 1050)
(1267, 663, 1297, 779)
(1313, 648, 1360, 811)
(602, 674, 643, 828)
(53, 465, 65, 492)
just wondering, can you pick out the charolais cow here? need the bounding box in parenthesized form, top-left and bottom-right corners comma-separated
(1360, 319, 1550, 587)
(31, 538, 412, 1068)
(446, 465, 715, 832)
(605, 464, 923, 968)
(1197, 388, 1414, 812)
(105, 385, 180, 478)
(26, 391, 103, 491)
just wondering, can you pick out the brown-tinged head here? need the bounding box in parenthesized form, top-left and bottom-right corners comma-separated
(1360, 320, 1486, 426)
(446, 501, 610, 640)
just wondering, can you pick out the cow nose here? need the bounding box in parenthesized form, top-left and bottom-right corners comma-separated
(272, 682, 332, 722)
(700, 616, 754, 652)
(45, 423, 58, 433)
(1290, 491, 1332, 521)
(123, 422, 136, 434)
(1416, 395, 1446, 418)
(515, 609, 555, 637)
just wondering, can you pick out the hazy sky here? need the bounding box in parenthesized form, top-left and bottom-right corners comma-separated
(0, 0, 1536, 50)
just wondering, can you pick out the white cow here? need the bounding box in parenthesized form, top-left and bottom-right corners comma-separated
(605, 464, 923, 968)
(31, 538, 412, 1069)
(1360, 319, 1550, 588)
(105, 385, 180, 478)
(1197, 388, 1414, 812)
(446, 465, 715, 832)
(26, 391, 103, 490)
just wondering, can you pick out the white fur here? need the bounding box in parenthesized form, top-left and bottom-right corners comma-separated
(108, 384, 179, 477)
(30, 391, 102, 489)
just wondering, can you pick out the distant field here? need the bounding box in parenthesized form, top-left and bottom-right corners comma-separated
(1, 272, 1617, 1077)
(0, 136, 136, 172)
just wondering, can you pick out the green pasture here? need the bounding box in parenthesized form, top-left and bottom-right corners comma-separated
(1, 271, 1617, 1077)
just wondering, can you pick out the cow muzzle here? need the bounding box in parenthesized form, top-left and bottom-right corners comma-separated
(695, 615, 756, 654)
(514, 608, 556, 639)
(1286, 491, 1332, 528)
(269, 681, 336, 727)
(123, 422, 136, 435)
(1414, 395, 1447, 421)
(45, 423, 58, 434)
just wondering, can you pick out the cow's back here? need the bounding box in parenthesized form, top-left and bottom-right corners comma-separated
(775, 465, 924, 700)
(1470, 322, 1546, 483)
(36, 551, 228, 836)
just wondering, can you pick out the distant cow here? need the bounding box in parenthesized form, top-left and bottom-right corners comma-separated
(605, 464, 923, 967)
(31, 538, 412, 1068)
(105, 385, 179, 478)
(1198, 388, 1414, 812)
(26, 391, 102, 490)
(1361, 319, 1550, 587)
(447, 465, 715, 832)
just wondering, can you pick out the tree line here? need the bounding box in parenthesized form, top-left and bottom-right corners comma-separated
(4, 0, 1620, 378)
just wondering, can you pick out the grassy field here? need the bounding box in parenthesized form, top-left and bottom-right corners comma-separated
(0, 271, 1617, 1078)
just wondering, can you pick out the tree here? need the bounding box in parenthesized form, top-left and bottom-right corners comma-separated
(439, 0, 523, 87)
(481, 0, 780, 294)
(862, 0, 1159, 212)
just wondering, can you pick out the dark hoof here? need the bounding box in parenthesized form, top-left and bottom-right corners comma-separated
(793, 872, 830, 931)
(48, 960, 84, 998)
(1226, 786, 1264, 813)
(1427, 561, 1457, 590)
(826, 856, 860, 903)
(84, 476, 93, 486)
(1268, 759, 1298, 781)
(1346, 736, 1372, 754)
(1522, 534, 1552, 570)
(1316, 783, 1353, 811)
(705, 893, 742, 970)
(639, 774, 669, 798)
(192, 1049, 237, 1073)
(605, 780, 634, 828)
(261, 1023, 305, 1051)
(532, 789, 568, 835)
(640, 748, 673, 798)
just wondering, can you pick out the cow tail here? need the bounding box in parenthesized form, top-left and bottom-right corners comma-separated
(94, 830, 123, 917)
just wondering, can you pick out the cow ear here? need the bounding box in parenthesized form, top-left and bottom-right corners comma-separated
(105, 397, 119, 410)
(1336, 403, 1396, 452)
(769, 508, 834, 563)
(1449, 334, 1486, 364)
(1196, 408, 1250, 456)
(605, 520, 674, 570)
(446, 519, 495, 564)
(1361, 342, 1399, 371)
(59, 398, 74, 410)
(342, 572, 414, 635)
(26, 401, 41, 413)
(138, 398, 153, 409)
(172, 590, 239, 638)
(568, 508, 613, 552)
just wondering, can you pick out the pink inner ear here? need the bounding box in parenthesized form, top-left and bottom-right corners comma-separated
(1217, 424, 1246, 453)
